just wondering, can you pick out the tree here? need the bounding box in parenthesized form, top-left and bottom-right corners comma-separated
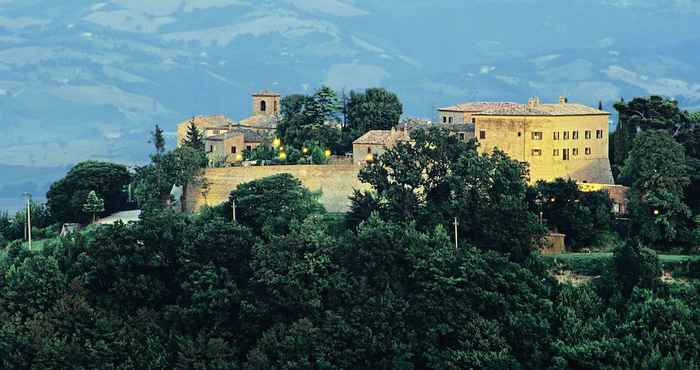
(528, 178, 613, 248)
(278, 87, 342, 150)
(621, 130, 692, 246)
(183, 118, 205, 153)
(355, 127, 544, 261)
(346, 87, 403, 133)
(611, 96, 693, 181)
(47, 161, 131, 224)
(82, 191, 105, 223)
(614, 241, 661, 296)
(225, 174, 325, 237)
(151, 124, 165, 159)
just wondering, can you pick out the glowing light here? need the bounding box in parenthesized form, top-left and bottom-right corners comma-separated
(279, 152, 287, 161)
(302, 147, 309, 154)
(324, 149, 332, 158)
(365, 153, 374, 162)
(235, 154, 243, 161)
(654, 209, 660, 216)
(272, 138, 281, 148)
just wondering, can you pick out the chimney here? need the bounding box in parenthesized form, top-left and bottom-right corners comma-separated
(527, 97, 540, 108)
(559, 96, 566, 104)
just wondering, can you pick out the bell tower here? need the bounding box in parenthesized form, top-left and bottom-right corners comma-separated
(252, 90, 281, 116)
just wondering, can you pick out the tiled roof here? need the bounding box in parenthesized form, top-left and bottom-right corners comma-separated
(475, 103, 609, 116)
(178, 115, 233, 128)
(439, 102, 520, 112)
(353, 130, 409, 145)
(253, 89, 280, 96)
(206, 129, 264, 143)
(238, 114, 279, 129)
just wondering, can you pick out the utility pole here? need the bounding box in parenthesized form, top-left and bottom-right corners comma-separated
(23, 192, 32, 251)
(453, 217, 459, 252)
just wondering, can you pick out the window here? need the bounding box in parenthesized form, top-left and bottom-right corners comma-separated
(209, 145, 213, 153)
(448, 117, 453, 123)
(531, 149, 542, 156)
(479, 130, 486, 139)
(585, 130, 592, 140)
(459, 133, 465, 141)
(585, 147, 591, 155)
(553, 149, 560, 157)
(231, 146, 237, 154)
(213, 129, 220, 135)
(442, 116, 447, 123)
(553, 132, 560, 140)
(518, 132, 522, 137)
(367, 147, 372, 154)
(572, 131, 579, 140)
(563, 149, 570, 160)
(563, 131, 570, 140)
(572, 148, 579, 156)
(532, 132, 543, 140)
(471, 118, 476, 124)
(260, 100, 267, 112)
(246, 145, 252, 151)
(596, 129, 604, 139)
(274, 100, 278, 113)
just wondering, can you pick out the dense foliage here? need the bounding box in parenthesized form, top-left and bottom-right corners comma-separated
(528, 178, 614, 248)
(46, 161, 132, 224)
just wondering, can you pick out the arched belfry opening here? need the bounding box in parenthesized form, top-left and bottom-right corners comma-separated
(260, 100, 267, 112)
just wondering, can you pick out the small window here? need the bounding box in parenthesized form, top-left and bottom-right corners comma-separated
(213, 129, 220, 135)
(553, 132, 560, 140)
(442, 116, 447, 123)
(471, 118, 476, 124)
(367, 147, 372, 154)
(274, 100, 278, 113)
(449, 117, 454, 123)
(209, 145, 213, 153)
(531, 149, 542, 156)
(572, 131, 579, 140)
(563, 149, 570, 160)
(553, 149, 560, 157)
(531, 132, 543, 140)
(585, 147, 591, 155)
(260, 100, 267, 112)
(246, 145, 252, 151)
(518, 132, 522, 137)
(459, 133, 465, 141)
(596, 129, 604, 139)
(572, 148, 579, 156)
(563, 131, 570, 140)
(585, 130, 592, 140)
(231, 146, 237, 154)
(479, 130, 486, 139)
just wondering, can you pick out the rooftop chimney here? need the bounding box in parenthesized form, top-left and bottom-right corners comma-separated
(559, 96, 567, 104)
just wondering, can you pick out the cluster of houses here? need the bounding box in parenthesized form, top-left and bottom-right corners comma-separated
(176, 90, 628, 214)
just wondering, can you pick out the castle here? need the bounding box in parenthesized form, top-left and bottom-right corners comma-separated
(179, 91, 624, 213)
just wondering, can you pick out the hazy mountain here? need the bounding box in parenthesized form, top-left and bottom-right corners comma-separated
(1, 0, 699, 196)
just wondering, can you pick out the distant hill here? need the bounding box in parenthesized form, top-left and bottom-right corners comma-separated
(0, 0, 699, 169)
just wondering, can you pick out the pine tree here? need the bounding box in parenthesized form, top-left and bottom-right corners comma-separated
(151, 124, 165, 160)
(598, 101, 603, 110)
(183, 118, 205, 152)
(82, 190, 105, 223)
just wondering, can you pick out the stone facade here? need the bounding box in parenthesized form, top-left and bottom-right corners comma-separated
(472, 97, 614, 184)
(438, 102, 520, 125)
(352, 128, 410, 165)
(206, 131, 263, 164)
(252, 90, 281, 116)
(187, 165, 369, 213)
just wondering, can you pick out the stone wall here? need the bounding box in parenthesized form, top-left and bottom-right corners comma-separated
(185, 164, 370, 213)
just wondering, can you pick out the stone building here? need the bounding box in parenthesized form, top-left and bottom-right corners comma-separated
(176, 90, 280, 146)
(467, 97, 614, 184)
(352, 128, 410, 165)
(438, 102, 520, 125)
(205, 130, 264, 164)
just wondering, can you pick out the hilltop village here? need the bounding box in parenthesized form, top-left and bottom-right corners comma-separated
(176, 89, 628, 215)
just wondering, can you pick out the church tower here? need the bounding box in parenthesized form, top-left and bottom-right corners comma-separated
(252, 90, 281, 116)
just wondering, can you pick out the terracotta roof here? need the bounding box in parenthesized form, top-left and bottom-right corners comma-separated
(253, 89, 280, 96)
(178, 115, 233, 128)
(439, 102, 520, 112)
(238, 114, 279, 129)
(475, 103, 609, 116)
(206, 129, 264, 143)
(353, 129, 409, 145)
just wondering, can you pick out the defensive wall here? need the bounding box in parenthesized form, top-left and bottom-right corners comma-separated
(185, 164, 370, 213)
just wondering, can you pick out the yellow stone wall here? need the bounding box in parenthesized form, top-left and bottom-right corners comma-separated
(352, 143, 387, 165)
(474, 114, 614, 184)
(252, 95, 281, 116)
(186, 165, 370, 213)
